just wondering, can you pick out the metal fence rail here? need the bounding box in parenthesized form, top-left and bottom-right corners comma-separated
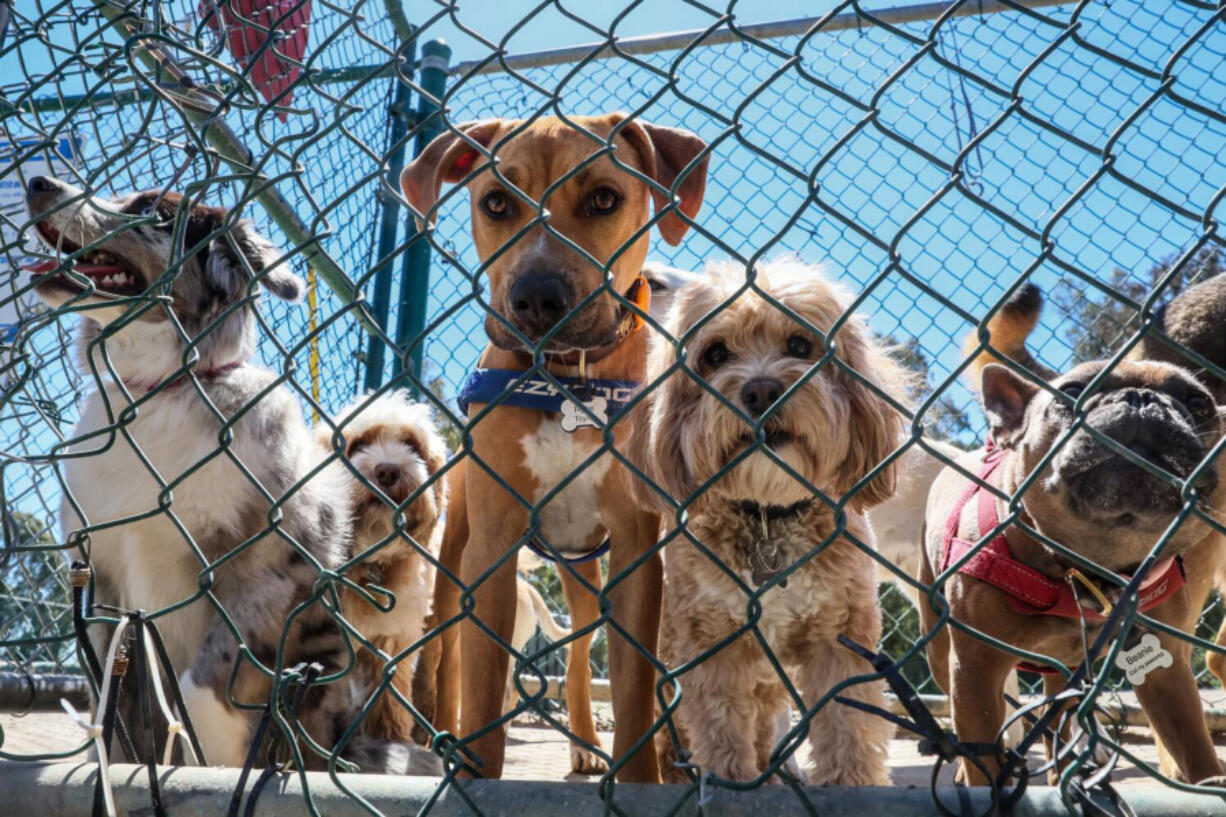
(2, 0, 1226, 814)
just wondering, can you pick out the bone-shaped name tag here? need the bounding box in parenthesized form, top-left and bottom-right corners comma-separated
(560, 396, 608, 432)
(1113, 633, 1173, 686)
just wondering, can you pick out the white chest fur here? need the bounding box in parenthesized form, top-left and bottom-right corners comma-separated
(64, 384, 262, 670)
(519, 419, 613, 555)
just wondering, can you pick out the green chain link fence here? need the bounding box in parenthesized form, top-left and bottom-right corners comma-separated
(2, 0, 1226, 813)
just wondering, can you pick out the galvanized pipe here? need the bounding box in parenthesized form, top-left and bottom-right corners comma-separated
(448, 0, 1076, 77)
(364, 44, 417, 391)
(85, 0, 379, 334)
(0, 671, 90, 711)
(511, 675, 1226, 732)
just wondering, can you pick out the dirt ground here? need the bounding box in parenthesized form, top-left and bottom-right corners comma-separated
(0, 701, 1203, 787)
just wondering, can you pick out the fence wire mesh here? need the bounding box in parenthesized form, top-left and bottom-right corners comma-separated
(2, 0, 1226, 813)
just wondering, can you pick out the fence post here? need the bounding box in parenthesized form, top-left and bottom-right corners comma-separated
(393, 39, 451, 395)
(363, 33, 418, 392)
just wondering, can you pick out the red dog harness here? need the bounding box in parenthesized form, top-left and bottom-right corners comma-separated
(940, 443, 1186, 622)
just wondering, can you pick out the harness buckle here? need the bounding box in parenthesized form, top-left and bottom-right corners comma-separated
(1063, 567, 1114, 617)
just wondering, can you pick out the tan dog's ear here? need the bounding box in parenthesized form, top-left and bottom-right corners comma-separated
(832, 337, 907, 511)
(400, 119, 506, 228)
(636, 379, 694, 512)
(610, 114, 709, 246)
(627, 340, 696, 513)
(981, 363, 1039, 447)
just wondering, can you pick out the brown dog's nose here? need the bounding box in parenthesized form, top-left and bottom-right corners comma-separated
(741, 378, 784, 417)
(374, 463, 401, 489)
(508, 274, 572, 332)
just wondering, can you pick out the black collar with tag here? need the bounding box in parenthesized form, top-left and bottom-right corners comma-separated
(729, 498, 815, 588)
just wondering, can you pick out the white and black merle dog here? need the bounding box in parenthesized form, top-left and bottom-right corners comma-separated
(24, 176, 436, 774)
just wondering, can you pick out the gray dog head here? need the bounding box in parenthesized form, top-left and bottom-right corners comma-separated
(24, 176, 303, 369)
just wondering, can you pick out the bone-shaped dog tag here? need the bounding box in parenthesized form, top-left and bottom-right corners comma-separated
(1113, 633, 1173, 686)
(560, 396, 608, 433)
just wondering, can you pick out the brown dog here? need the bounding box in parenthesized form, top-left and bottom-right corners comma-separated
(402, 113, 709, 781)
(417, 265, 704, 777)
(1134, 269, 1226, 702)
(923, 287, 1226, 785)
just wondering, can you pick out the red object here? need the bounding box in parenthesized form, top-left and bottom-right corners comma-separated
(200, 0, 312, 122)
(939, 442, 1186, 648)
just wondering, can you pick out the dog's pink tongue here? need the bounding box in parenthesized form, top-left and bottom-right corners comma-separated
(24, 260, 126, 275)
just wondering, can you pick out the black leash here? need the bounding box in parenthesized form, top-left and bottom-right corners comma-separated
(145, 620, 208, 765)
(835, 635, 1018, 817)
(835, 632, 1139, 817)
(227, 662, 322, 817)
(70, 562, 206, 817)
(227, 705, 276, 817)
(130, 616, 168, 817)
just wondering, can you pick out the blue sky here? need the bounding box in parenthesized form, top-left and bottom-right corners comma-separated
(2, 0, 1223, 543)
(401, 0, 1226, 441)
(412, 0, 847, 63)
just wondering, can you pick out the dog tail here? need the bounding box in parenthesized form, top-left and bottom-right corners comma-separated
(962, 283, 1056, 390)
(1137, 271, 1226, 403)
(524, 580, 570, 643)
(347, 733, 442, 775)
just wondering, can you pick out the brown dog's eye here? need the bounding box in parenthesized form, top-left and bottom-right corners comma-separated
(786, 334, 813, 358)
(1187, 395, 1212, 421)
(481, 191, 511, 219)
(1060, 382, 1084, 399)
(586, 187, 621, 216)
(702, 341, 729, 369)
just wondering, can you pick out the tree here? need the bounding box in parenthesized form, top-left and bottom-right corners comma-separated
(1053, 246, 1225, 364)
(886, 334, 974, 448)
(0, 510, 68, 668)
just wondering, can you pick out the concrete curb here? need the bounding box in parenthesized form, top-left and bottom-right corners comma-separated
(4, 761, 1226, 816)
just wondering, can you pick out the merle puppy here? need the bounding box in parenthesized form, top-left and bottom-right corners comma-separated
(24, 177, 436, 773)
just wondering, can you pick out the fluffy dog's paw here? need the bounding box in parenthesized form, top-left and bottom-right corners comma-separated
(779, 753, 806, 784)
(570, 744, 609, 775)
(809, 753, 889, 786)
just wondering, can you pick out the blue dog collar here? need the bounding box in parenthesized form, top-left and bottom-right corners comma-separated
(456, 368, 640, 431)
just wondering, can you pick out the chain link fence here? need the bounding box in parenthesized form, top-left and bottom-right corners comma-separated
(2, 0, 1226, 813)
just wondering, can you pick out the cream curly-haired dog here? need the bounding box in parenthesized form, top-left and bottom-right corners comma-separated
(318, 391, 447, 746)
(632, 258, 906, 785)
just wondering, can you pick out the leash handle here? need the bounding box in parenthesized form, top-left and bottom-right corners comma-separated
(63, 614, 132, 817)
